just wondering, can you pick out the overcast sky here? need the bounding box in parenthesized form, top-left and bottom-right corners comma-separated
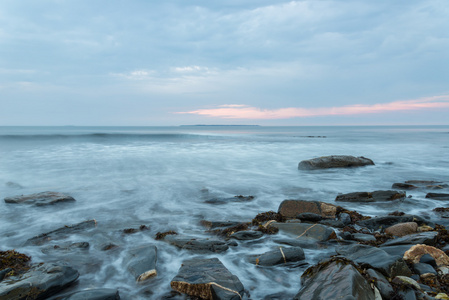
(1, 0, 448, 126)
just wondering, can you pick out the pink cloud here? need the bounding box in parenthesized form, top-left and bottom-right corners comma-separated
(175, 95, 449, 119)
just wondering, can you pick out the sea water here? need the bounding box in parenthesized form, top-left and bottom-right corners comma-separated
(1, 125, 448, 299)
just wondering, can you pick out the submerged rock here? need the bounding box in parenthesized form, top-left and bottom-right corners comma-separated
(26, 220, 97, 246)
(426, 193, 449, 200)
(392, 183, 418, 190)
(269, 222, 337, 242)
(163, 235, 229, 253)
(125, 245, 157, 282)
(294, 258, 375, 300)
(278, 200, 338, 219)
(229, 230, 263, 240)
(298, 155, 374, 170)
(54, 288, 120, 300)
(204, 195, 254, 205)
(247, 246, 305, 266)
(336, 190, 406, 203)
(0, 263, 79, 300)
(171, 258, 244, 300)
(4, 191, 75, 206)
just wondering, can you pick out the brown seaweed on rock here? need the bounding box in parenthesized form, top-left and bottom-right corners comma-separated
(0, 250, 31, 277)
(155, 231, 178, 240)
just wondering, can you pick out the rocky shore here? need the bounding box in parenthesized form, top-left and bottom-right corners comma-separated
(2, 156, 449, 299)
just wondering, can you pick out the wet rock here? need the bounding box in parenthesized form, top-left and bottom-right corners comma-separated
(171, 258, 244, 300)
(357, 215, 433, 231)
(247, 247, 305, 266)
(352, 233, 377, 242)
(337, 244, 412, 277)
(4, 191, 76, 206)
(0, 263, 79, 300)
(26, 220, 97, 246)
(413, 263, 437, 275)
(296, 213, 322, 222)
(385, 222, 418, 237)
(200, 221, 242, 230)
(336, 190, 406, 203)
(278, 200, 338, 219)
(269, 222, 337, 242)
(263, 292, 295, 300)
(298, 155, 374, 170)
(125, 245, 157, 282)
(381, 231, 438, 247)
(0, 269, 12, 282)
(42, 242, 90, 254)
(163, 235, 228, 253)
(272, 237, 320, 249)
(54, 288, 120, 300)
(339, 213, 352, 226)
(229, 230, 263, 240)
(319, 219, 345, 228)
(204, 195, 254, 204)
(392, 183, 418, 190)
(294, 258, 375, 300)
(403, 244, 449, 266)
(405, 180, 443, 185)
(5, 182, 23, 189)
(366, 268, 394, 300)
(420, 254, 438, 267)
(426, 193, 449, 200)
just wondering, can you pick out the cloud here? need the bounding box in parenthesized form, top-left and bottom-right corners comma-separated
(176, 95, 449, 119)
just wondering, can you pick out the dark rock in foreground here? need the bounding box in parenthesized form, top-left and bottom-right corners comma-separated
(269, 221, 337, 242)
(26, 220, 97, 246)
(294, 258, 375, 300)
(336, 190, 406, 203)
(247, 246, 305, 266)
(0, 263, 79, 300)
(298, 155, 374, 170)
(380, 231, 438, 247)
(426, 193, 449, 200)
(54, 288, 120, 300)
(278, 200, 338, 219)
(163, 235, 229, 253)
(171, 258, 244, 300)
(4, 191, 75, 206)
(125, 245, 157, 282)
(357, 215, 433, 231)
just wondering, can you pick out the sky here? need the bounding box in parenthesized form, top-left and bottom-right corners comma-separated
(1, 0, 448, 126)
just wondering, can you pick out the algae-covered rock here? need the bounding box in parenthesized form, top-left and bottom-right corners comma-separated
(171, 258, 244, 300)
(278, 200, 338, 219)
(294, 258, 375, 300)
(298, 155, 374, 170)
(4, 191, 75, 206)
(247, 247, 305, 266)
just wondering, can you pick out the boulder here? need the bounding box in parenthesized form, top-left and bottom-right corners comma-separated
(163, 235, 228, 253)
(392, 183, 418, 190)
(296, 213, 323, 222)
(0, 263, 79, 300)
(426, 193, 449, 200)
(294, 258, 375, 300)
(4, 191, 75, 206)
(366, 268, 394, 300)
(125, 245, 157, 282)
(229, 231, 263, 240)
(171, 258, 244, 300)
(269, 222, 336, 242)
(298, 155, 374, 170)
(26, 220, 97, 246)
(380, 231, 438, 247)
(247, 247, 305, 266)
(385, 222, 418, 237)
(54, 288, 120, 300)
(336, 244, 411, 277)
(335, 190, 406, 203)
(278, 200, 338, 219)
(357, 215, 433, 231)
(403, 244, 449, 266)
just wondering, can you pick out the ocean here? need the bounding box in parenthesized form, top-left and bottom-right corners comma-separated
(1, 125, 448, 299)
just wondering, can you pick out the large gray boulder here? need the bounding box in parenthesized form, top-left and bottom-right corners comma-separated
(163, 235, 229, 253)
(294, 258, 375, 300)
(247, 247, 305, 266)
(278, 200, 338, 219)
(298, 155, 374, 170)
(125, 245, 157, 282)
(171, 258, 244, 300)
(269, 222, 336, 242)
(336, 190, 406, 203)
(4, 191, 75, 206)
(0, 263, 79, 300)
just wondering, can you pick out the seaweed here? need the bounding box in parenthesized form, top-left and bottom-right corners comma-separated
(211, 223, 250, 237)
(338, 209, 371, 224)
(155, 231, 178, 240)
(123, 225, 149, 234)
(255, 224, 279, 235)
(434, 224, 449, 252)
(252, 211, 285, 226)
(0, 250, 31, 277)
(389, 211, 406, 216)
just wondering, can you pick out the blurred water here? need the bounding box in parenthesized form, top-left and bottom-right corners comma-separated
(1, 125, 449, 299)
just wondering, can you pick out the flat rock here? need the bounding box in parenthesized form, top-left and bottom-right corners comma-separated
(125, 245, 157, 282)
(278, 200, 338, 219)
(426, 193, 449, 200)
(413, 263, 437, 275)
(204, 195, 254, 204)
(336, 244, 411, 277)
(229, 231, 263, 240)
(247, 247, 305, 266)
(392, 183, 418, 190)
(0, 263, 79, 300)
(269, 222, 336, 242)
(357, 215, 433, 231)
(335, 190, 406, 203)
(298, 155, 374, 170)
(171, 258, 244, 300)
(296, 213, 323, 222)
(4, 191, 75, 206)
(385, 222, 418, 237)
(26, 220, 97, 246)
(163, 235, 228, 253)
(352, 233, 377, 242)
(54, 288, 120, 300)
(380, 231, 438, 247)
(294, 258, 375, 300)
